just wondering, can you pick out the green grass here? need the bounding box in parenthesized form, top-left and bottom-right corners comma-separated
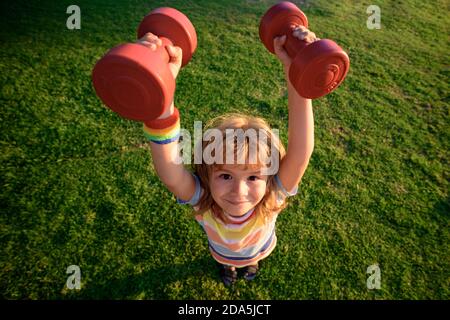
(1, 0, 449, 299)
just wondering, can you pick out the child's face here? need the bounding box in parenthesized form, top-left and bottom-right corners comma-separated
(209, 164, 268, 216)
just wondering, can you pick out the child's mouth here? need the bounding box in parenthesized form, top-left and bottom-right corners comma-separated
(226, 199, 248, 205)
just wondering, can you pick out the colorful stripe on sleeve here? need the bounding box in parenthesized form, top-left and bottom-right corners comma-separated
(143, 118, 180, 144)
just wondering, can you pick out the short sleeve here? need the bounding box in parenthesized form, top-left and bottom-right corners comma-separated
(176, 173, 203, 207)
(275, 174, 298, 197)
(275, 174, 298, 205)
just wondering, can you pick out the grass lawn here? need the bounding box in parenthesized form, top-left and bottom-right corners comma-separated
(0, 0, 449, 299)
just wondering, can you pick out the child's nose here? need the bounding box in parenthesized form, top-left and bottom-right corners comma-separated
(232, 179, 249, 195)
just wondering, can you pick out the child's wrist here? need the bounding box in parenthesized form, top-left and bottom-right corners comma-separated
(143, 107, 180, 144)
(286, 81, 309, 101)
(286, 76, 295, 92)
(284, 69, 294, 87)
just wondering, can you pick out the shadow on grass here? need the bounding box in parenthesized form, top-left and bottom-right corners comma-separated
(79, 256, 217, 299)
(435, 194, 450, 213)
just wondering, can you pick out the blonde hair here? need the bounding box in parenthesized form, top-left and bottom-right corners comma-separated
(193, 113, 288, 223)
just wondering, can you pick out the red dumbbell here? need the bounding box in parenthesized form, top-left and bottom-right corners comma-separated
(92, 7, 197, 121)
(259, 1, 349, 99)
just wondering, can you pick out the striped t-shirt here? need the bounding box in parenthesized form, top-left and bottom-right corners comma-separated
(177, 174, 297, 267)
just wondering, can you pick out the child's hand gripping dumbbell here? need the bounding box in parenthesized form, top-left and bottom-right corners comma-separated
(92, 7, 196, 122)
(136, 32, 183, 119)
(259, 1, 350, 99)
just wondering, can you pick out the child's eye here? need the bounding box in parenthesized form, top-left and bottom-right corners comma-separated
(248, 176, 259, 181)
(219, 174, 232, 180)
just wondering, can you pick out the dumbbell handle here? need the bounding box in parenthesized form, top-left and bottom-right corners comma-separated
(283, 25, 310, 59)
(146, 36, 174, 68)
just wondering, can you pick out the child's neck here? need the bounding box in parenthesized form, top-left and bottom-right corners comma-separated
(223, 207, 255, 221)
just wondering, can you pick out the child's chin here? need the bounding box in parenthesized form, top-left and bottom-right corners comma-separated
(224, 204, 252, 216)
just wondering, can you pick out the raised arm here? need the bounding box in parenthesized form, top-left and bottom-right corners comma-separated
(273, 27, 317, 192)
(138, 33, 196, 202)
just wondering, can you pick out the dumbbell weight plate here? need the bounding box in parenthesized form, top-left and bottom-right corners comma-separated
(289, 39, 350, 98)
(92, 42, 175, 121)
(138, 7, 197, 67)
(259, 1, 308, 54)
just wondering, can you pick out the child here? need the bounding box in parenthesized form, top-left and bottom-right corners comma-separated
(139, 26, 317, 286)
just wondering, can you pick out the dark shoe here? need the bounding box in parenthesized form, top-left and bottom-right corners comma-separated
(219, 264, 237, 286)
(243, 264, 258, 281)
